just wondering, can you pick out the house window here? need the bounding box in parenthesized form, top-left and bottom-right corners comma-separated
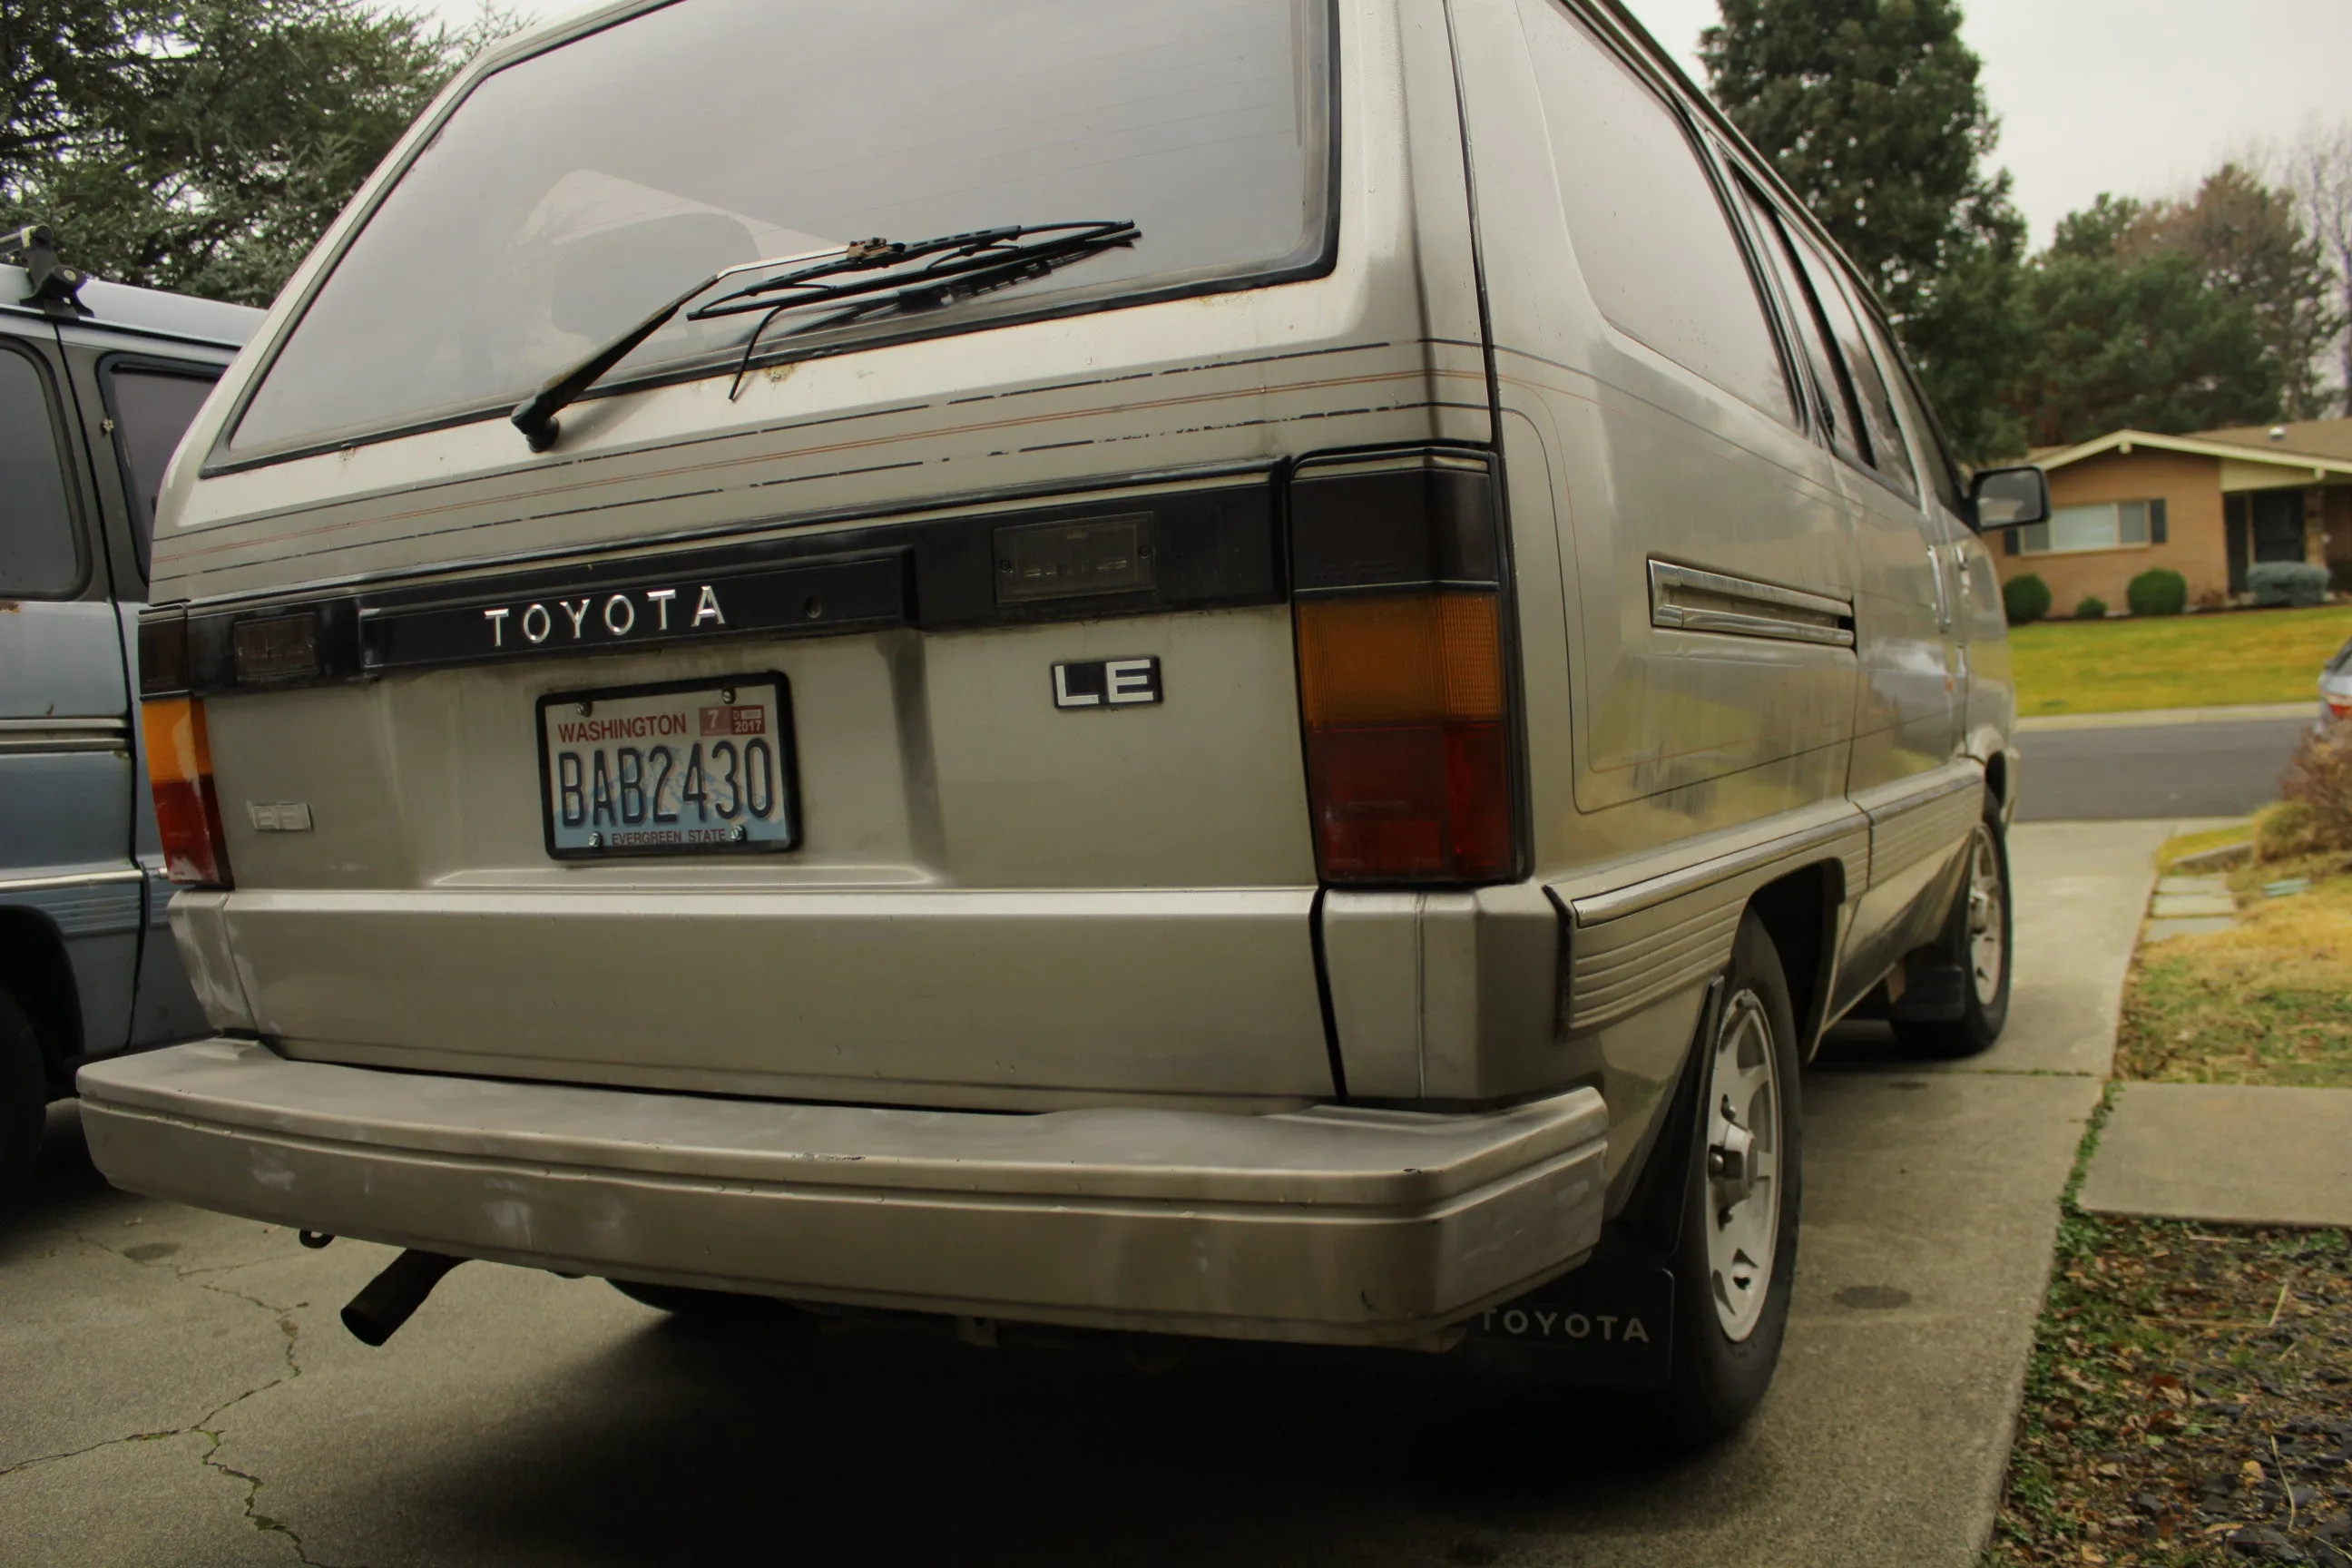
(2014, 499, 2167, 554)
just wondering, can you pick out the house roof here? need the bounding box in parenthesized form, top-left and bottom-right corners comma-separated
(2034, 416, 2352, 480)
(2198, 418, 2352, 464)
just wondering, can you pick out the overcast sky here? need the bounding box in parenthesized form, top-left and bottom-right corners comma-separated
(423, 0, 2352, 249)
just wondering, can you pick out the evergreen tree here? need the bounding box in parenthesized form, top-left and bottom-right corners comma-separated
(2004, 248, 2278, 448)
(2038, 172, 2339, 426)
(1701, 0, 2026, 459)
(2125, 165, 2342, 420)
(2, 1, 522, 306)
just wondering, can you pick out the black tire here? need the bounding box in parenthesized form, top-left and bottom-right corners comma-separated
(607, 1279, 790, 1321)
(1, 987, 48, 1209)
(1654, 914, 1803, 1447)
(1891, 800, 2013, 1058)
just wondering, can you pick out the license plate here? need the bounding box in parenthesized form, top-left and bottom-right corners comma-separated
(536, 673, 798, 858)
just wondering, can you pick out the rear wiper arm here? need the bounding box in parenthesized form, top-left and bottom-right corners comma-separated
(510, 239, 885, 452)
(510, 220, 1138, 453)
(698, 219, 1141, 400)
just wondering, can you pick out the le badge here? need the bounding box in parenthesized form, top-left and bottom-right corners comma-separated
(1052, 657, 1161, 710)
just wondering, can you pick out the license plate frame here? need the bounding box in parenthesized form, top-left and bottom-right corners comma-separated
(534, 671, 800, 861)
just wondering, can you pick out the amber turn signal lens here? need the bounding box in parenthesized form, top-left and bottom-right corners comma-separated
(1295, 590, 1513, 883)
(142, 697, 233, 887)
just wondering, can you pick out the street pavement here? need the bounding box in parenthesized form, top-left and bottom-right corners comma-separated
(0, 822, 2171, 1568)
(2015, 713, 2311, 821)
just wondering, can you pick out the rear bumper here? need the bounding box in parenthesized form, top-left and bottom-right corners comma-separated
(77, 1040, 1610, 1346)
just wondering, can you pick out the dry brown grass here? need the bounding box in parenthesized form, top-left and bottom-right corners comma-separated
(2117, 848, 2352, 1088)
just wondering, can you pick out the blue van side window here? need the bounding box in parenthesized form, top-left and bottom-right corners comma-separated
(0, 348, 80, 596)
(104, 366, 218, 580)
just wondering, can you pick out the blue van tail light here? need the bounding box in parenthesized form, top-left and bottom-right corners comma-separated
(138, 609, 233, 887)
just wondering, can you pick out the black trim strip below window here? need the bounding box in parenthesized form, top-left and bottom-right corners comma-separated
(148, 478, 1285, 697)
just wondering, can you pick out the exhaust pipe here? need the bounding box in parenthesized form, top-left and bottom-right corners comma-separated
(340, 1250, 466, 1346)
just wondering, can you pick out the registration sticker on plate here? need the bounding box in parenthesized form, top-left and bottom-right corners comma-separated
(536, 673, 798, 858)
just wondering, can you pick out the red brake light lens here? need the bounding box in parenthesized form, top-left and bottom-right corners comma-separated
(1296, 589, 1514, 883)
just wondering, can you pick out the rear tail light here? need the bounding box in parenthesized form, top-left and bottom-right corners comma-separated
(1289, 453, 1519, 884)
(139, 610, 233, 887)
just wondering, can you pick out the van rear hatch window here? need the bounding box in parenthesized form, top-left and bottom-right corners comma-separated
(226, 0, 1336, 463)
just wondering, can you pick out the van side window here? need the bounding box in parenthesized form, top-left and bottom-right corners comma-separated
(1730, 176, 1864, 466)
(103, 365, 220, 581)
(1520, 0, 1796, 429)
(1784, 232, 1919, 502)
(0, 347, 82, 597)
(1866, 321, 1967, 514)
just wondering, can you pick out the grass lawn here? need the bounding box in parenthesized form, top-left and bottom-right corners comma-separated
(2010, 604, 2352, 717)
(2116, 836, 2352, 1090)
(2152, 824, 2253, 873)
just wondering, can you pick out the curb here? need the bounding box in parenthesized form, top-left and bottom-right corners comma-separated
(2017, 701, 2315, 733)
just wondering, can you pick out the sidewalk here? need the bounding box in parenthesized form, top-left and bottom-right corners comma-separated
(2073, 827, 2352, 1229)
(2079, 1083, 2352, 1226)
(2018, 701, 2314, 733)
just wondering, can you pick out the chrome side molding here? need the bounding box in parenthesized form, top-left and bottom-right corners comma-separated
(1647, 560, 1855, 648)
(0, 717, 130, 755)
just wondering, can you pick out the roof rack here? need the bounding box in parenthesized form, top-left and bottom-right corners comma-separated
(1, 224, 92, 318)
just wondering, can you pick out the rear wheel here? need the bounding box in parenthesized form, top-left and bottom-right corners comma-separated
(1892, 804, 2012, 1058)
(1655, 914, 1802, 1446)
(1, 988, 48, 1208)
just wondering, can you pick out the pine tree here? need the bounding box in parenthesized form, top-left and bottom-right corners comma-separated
(2127, 165, 2342, 420)
(2004, 247, 2279, 447)
(1700, 0, 2026, 459)
(2, 1, 523, 306)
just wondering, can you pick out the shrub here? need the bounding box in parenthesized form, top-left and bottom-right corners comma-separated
(2003, 573, 2051, 625)
(2126, 568, 2189, 617)
(2073, 595, 2109, 620)
(2277, 726, 2352, 855)
(2331, 558, 2352, 595)
(2253, 801, 2318, 862)
(2246, 560, 2328, 607)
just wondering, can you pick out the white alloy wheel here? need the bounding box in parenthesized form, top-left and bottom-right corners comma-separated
(1966, 824, 2007, 1008)
(1703, 988, 1782, 1342)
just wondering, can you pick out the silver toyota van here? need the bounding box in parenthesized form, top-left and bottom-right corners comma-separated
(79, 0, 2048, 1440)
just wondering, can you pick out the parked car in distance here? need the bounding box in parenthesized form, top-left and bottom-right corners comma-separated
(1, 226, 262, 1201)
(80, 0, 2049, 1441)
(2321, 635, 2352, 731)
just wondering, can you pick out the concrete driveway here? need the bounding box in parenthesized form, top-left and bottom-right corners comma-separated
(0, 822, 2168, 1568)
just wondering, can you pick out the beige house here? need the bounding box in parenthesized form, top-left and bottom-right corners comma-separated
(1993, 417, 2352, 612)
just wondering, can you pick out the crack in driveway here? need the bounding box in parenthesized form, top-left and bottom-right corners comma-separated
(7, 1229, 354, 1566)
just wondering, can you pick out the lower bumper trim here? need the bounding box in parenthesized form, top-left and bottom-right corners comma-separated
(79, 1040, 1610, 1345)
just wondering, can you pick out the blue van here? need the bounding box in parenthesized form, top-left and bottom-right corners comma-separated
(1, 228, 260, 1199)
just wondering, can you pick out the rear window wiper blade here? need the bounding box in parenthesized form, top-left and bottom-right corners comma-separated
(510, 220, 1137, 452)
(695, 219, 1141, 398)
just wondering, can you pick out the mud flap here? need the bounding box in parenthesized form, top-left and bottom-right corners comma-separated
(1456, 977, 1722, 1390)
(1459, 1249, 1676, 1387)
(1890, 955, 1968, 1023)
